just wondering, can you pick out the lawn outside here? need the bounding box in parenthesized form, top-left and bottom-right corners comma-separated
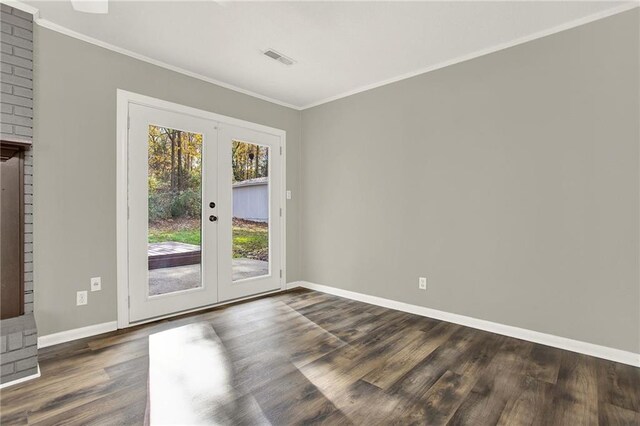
(149, 217, 268, 261)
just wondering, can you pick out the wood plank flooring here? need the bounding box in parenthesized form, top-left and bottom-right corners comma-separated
(1, 288, 638, 425)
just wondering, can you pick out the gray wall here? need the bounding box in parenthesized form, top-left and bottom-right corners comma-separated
(301, 10, 639, 353)
(33, 27, 302, 336)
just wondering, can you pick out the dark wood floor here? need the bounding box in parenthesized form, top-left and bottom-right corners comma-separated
(1, 288, 638, 425)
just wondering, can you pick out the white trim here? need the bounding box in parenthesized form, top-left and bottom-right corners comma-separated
(281, 133, 288, 290)
(4, 0, 636, 110)
(34, 285, 298, 348)
(116, 89, 287, 328)
(294, 281, 640, 367)
(300, 2, 640, 109)
(32, 19, 300, 111)
(37, 322, 118, 348)
(0, 365, 40, 389)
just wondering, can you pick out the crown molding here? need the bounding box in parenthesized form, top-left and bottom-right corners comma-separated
(301, 1, 640, 109)
(2, 1, 638, 110)
(34, 18, 303, 110)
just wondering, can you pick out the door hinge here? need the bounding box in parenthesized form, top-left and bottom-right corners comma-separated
(280, 269, 282, 278)
(280, 146, 283, 155)
(279, 208, 282, 217)
(127, 205, 130, 219)
(128, 296, 130, 308)
(127, 115, 130, 130)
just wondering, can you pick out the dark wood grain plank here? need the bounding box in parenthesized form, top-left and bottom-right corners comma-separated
(0, 288, 636, 426)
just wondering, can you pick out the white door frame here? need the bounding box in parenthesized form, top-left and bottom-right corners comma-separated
(116, 89, 287, 328)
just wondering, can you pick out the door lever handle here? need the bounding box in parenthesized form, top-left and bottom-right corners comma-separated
(209, 215, 217, 222)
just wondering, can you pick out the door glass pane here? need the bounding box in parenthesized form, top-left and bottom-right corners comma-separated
(232, 140, 269, 281)
(147, 125, 203, 296)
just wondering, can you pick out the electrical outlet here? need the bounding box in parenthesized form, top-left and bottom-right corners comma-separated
(91, 277, 102, 292)
(418, 277, 427, 290)
(77, 291, 88, 306)
(286, 190, 292, 200)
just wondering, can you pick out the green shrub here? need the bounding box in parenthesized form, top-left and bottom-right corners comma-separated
(149, 188, 201, 221)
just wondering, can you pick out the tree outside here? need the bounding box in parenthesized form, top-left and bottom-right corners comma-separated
(147, 127, 269, 263)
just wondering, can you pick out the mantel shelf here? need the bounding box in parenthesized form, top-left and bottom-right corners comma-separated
(1, 139, 32, 162)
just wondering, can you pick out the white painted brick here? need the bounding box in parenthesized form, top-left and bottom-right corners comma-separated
(12, 86, 31, 98)
(24, 184, 33, 194)
(1, 92, 32, 107)
(11, 8, 33, 22)
(0, 22, 11, 35)
(11, 7, 33, 22)
(24, 334, 36, 347)
(12, 27, 32, 41)
(1, 112, 31, 126)
(12, 46, 31, 60)
(7, 332, 22, 351)
(0, 103, 12, 113)
(0, 53, 31, 70)
(0, 42, 11, 54)
(14, 125, 31, 136)
(0, 62, 12, 74)
(12, 66, 31, 79)
(1, 72, 31, 89)
(0, 82, 11, 93)
(1, 13, 32, 31)
(14, 105, 32, 117)
(15, 356, 36, 372)
(1, 363, 15, 376)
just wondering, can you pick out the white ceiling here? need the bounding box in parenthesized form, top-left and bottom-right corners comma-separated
(25, 1, 635, 109)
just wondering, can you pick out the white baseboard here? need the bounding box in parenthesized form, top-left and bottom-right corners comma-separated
(38, 321, 118, 348)
(0, 365, 41, 389)
(293, 281, 640, 367)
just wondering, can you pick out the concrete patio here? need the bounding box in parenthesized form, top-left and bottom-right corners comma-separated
(148, 258, 269, 296)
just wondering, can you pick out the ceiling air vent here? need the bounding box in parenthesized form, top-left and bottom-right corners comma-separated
(263, 49, 295, 66)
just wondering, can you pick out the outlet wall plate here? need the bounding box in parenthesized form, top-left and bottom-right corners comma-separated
(77, 291, 88, 306)
(91, 277, 102, 292)
(419, 277, 427, 290)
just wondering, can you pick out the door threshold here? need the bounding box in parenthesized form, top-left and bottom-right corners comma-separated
(124, 287, 285, 329)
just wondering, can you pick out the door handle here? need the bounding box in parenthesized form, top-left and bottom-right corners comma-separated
(209, 215, 218, 222)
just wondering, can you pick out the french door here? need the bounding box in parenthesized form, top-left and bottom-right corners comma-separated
(127, 102, 282, 323)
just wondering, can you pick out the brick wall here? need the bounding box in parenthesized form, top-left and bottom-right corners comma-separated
(1, 4, 33, 143)
(0, 315, 37, 381)
(1, 4, 37, 386)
